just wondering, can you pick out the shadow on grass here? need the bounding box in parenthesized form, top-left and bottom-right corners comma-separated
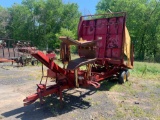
(98, 78, 119, 91)
(1, 79, 118, 120)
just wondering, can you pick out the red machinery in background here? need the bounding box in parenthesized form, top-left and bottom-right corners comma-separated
(0, 39, 36, 65)
(23, 12, 134, 106)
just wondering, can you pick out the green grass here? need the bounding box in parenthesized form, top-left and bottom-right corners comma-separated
(130, 61, 160, 79)
(115, 105, 151, 118)
(97, 61, 160, 119)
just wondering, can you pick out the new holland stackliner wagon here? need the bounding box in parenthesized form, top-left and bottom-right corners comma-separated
(23, 12, 134, 106)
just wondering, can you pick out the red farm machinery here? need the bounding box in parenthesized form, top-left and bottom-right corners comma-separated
(0, 39, 37, 66)
(23, 12, 134, 106)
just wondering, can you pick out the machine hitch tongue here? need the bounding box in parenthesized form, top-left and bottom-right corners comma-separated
(23, 94, 39, 106)
(24, 12, 133, 106)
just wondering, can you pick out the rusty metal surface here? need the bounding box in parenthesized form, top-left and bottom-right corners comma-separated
(59, 36, 99, 46)
(78, 14, 126, 62)
(0, 39, 37, 65)
(67, 58, 97, 70)
(0, 58, 14, 63)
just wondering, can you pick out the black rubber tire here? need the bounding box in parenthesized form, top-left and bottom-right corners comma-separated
(118, 71, 127, 84)
(125, 70, 130, 81)
(31, 61, 35, 66)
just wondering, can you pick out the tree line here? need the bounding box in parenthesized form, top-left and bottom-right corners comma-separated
(0, 0, 160, 62)
(0, 0, 81, 51)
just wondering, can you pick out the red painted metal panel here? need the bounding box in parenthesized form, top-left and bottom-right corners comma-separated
(78, 15, 125, 60)
(95, 19, 108, 34)
(108, 17, 117, 34)
(46, 53, 56, 59)
(32, 51, 67, 75)
(107, 34, 122, 49)
(112, 48, 121, 58)
(95, 19, 108, 58)
(81, 20, 95, 41)
(106, 34, 123, 58)
(95, 34, 107, 58)
(97, 48, 105, 58)
(117, 16, 124, 34)
(95, 35, 107, 48)
(106, 48, 111, 58)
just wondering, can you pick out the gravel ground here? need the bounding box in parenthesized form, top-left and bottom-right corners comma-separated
(0, 63, 160, 120)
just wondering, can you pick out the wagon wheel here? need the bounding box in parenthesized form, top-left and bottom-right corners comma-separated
(118, 71, 127, 84)
(31, 60, 35, 66)
(125, 70, 130, 79)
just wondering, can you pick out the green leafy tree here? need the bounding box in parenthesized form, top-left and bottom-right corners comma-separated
(1, 0, 81, 51)
(0, 6, 10, 38)
(8, 4, 32, 41)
